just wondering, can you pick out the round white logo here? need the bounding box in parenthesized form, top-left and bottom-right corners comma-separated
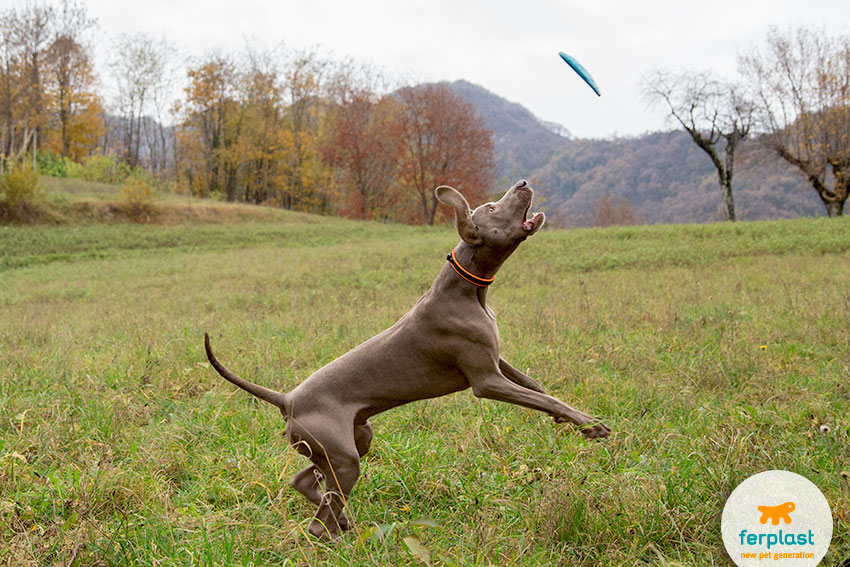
(721, 470, 833, 566)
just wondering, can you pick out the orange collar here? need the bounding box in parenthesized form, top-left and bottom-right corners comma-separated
(446, 249, 495, 287)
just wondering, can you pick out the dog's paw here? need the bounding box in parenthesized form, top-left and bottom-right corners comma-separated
(579, 421, 611, 439)
(308, 517, 340, 541)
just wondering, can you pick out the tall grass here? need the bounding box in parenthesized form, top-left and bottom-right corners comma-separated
(1, 206, 848, 565)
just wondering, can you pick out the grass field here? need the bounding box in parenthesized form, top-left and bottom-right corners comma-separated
(1, 180, 849, 566)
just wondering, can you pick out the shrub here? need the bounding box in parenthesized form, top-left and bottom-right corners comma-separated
(68, 152, 132, 184)
(116, 177, 158, 222)
(591, 195, 644, 227)
(0, 166, 45, 222)
(65, 159, 84, 179)
(36, 150, 73, 178)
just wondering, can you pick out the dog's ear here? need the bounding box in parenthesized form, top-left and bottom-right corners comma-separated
(435, 185, 482, 246)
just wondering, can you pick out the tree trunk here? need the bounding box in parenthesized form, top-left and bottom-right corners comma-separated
(808, 171, 846, 218)
(708, 153, 735, 222)
(59, 88, 69, 158)
(721, 136, 738, 221)
(721, 180, 736, 221)
(359, 181, 368, 220)
(158, 122, 168, 173)
(417, 180, 429, 224)
(427, 193, 438, 225)
(824, 199, 844, 217)
(689, 129, 737, 222)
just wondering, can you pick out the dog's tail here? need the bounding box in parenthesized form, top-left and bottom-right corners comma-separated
(204, 332, 289, 413)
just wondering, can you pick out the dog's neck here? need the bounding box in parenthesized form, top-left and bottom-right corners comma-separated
(446, 249, 495, 287)
(451, 242, 509, 281)
(432, 242, 512, 309)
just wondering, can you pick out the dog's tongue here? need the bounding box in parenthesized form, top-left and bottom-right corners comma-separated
(523, 212, 543, 232)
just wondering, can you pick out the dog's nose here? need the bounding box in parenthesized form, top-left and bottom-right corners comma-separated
(516, 180, 527, 188)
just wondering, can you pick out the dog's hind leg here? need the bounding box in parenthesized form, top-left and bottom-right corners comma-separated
(309, 446, 361, 540)
(288, 416, 361, 539)
(301, 421, 370, 534)
(290, 465, 323, 505)
(291, 464, 355, 532)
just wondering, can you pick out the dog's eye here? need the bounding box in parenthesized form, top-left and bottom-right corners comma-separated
(488, 206, 495, 213)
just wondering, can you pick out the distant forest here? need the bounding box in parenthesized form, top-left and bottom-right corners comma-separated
(1, 1, 846, 226)
(0, 1, 494, 224)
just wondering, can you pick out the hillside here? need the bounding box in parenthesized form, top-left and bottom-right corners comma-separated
(446, 80, 571, 179)
(444, 80, 825, 226)
(538, 133, 825, 225)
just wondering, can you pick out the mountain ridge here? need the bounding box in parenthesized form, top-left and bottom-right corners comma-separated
(442, 80, 825, 225)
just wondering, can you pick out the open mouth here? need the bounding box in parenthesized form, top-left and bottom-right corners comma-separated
(523, 212, 544, 232)
(521, 198, 543, 233)
(511, 183, 543, 233)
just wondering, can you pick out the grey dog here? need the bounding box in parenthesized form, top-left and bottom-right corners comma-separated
(205, 180, 611, 539)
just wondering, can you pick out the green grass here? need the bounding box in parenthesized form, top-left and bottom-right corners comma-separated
(1, 184, 848, 565)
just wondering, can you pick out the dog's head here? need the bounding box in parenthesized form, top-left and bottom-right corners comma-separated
(436, 180, 545, 255)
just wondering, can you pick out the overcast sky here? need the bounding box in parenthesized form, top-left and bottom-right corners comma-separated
(84, 0, 850, 139)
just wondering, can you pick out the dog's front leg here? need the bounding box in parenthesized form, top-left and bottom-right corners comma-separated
(498, 357, 547, 393)
(469, 371, 610, 439)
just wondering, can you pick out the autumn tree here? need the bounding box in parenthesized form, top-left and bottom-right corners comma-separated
(396, 83, 494, 225)
(1, 9, 23, 162)
(14, 2, 53, 159)
(282, 47, 326, 210)
(176, 48, 296, 204)
(174, 54, 236, 197)
(321, 67, 405, 220)
(0, 3, 53, 167)
(44, 0, 101, 161)
(643, 69, 753, 221)
(739, 27, 850, 217)
(235, 46, 287, 204)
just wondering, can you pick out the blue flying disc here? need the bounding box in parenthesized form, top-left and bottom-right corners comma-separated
(558, 51, 601, 97)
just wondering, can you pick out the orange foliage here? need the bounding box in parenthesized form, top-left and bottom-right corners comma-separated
(175, 51, 330, 209)
(396, 83, 495, 225)
(43, 37, 103, 161)
(320, 87, 405, 220)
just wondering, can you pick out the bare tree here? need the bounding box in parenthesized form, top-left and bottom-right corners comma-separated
(109, 32, 169, 168)
(145, 37, 180, 175)
(739, 27, 850, 217)
(591, 195, 643, 227)
(644, 69, 753, 221)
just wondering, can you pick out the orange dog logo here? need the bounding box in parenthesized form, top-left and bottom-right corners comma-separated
(757, 501, 795, 525)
